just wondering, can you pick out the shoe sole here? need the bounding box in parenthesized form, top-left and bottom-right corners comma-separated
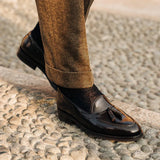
(58, 108, 143, 142)
(17, 47, 57, 91)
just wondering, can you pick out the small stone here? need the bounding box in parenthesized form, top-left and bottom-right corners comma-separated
(121, 155, 133, 160)
(0, 120, 6, 129)
(127, 143, 139, 151)
(87, 153, 100, 160)
(71, 147, 87, 160)
(43, 138, 56, 145)
(9, 116, 20, 125)
(0, 153, 11, 160)
(157, 142, 160, 147)
(0, 145, 9, 153)
(114, 144, 126, 150)
(25, 150, 35, 159)
(10, 143, 20, 154)
(45, 107, 55, 114)
(116, 149, 130, 156)
(141, 145, 152, 153)
(86, 143, 96, 150)
(137, 138, 147, 145)
(60, 136, 72, 141)
(132, 151, 147, 159)
(32, 155, 42, 160)
(153, 147, 160, 153)
(46, 154, 58, 160)
(99, 140, 113, 148)
(60, 155, 73, 160)
(33, 129, 44, 137)
(35, 142, 45, 150)
(150, 153, 160, 159)
(29, 137, 39, 146)
(57, 141, 69, 148)
(17, 125, 27, 132)
(61, 147, 70, 154)
(99, 151, 116, 159)
(20, 137, 30, 146)
(35, 149, 44, 156)
(19, 146, 30, 154)
(46, 147, 61, 154)
(98, 147, 108, 153)
(83, 138, 91, 144)
(148, 139, 159, 145)
(50, 132, 61, 140)
(145, 129, 157, 139)
(23, 132, 33, 139)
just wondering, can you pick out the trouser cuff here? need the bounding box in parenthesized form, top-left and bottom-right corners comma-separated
(45, 63, 94, 88)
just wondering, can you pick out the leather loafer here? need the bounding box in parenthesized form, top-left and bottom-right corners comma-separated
(17, 32, 143, 141)
(17, 32, 57, 90)
(57, 89, 143, 141)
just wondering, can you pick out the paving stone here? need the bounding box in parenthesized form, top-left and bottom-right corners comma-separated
(46, 147, 61, 154)
(131, 150, 147, 159)
(71, 147, 88, 160)
(150, 153, 160, 159)
(46, 154, 58, 160)
(0, 1, 160, 159)
(60, 155, 73, 160)
(121, 155, 133, 160)
(127, 143, 140, 151)
(141, 145, 152, 153)
(0, 152, 11, 160)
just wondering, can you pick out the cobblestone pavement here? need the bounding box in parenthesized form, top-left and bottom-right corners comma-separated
(0, 0, 160, 113)
(0, 1, 160, 159)
(0, 80, 160, 160)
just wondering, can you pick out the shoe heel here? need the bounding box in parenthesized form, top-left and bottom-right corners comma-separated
(58, 109, 74, 124)
(17, 47, 38, 70)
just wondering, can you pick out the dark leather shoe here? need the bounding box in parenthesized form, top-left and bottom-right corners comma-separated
(17, 32, 143, 141)
(17, 32, 57, 90)
(57, 89, 143, 141)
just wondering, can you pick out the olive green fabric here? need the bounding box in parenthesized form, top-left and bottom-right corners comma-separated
(35, 0, 94, 88)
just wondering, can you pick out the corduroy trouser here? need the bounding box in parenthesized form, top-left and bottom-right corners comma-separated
(35, 0, 94, 88)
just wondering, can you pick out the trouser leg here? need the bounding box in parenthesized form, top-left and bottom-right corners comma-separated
(35, 0, 94, 88)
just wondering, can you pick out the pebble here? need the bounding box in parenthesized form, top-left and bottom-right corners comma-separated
(121, 155, 133, 160)
(87, 155, 101, 160)
(0, 152, 11, 160)
(150, 153, 160, 159)
(86, 143, 97, 150)
(46, 154, 58, 160)
(57, 141, 69, 148)
(34, 142, 45, 150)
(99, 140, 113, 148)
(46, 147, 61, 154)
(0, 145, 9, 153)
(148, 139, 159, 145)
(10, 143, 21, 154)
(131, 151, 147, 159)
(19, 146, 30, 154)
(141, 145, 152, 153)
(60, 155, 73, 160)
(99, 151, 116, 159)
(127, 143, 139, 151)
(43, 138, 56, 145)
(61, 147, 70, 154)
(71, 147, 87, 160)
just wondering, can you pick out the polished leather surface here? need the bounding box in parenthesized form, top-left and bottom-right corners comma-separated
(20, 32, 45, 68)
(19, 32, 57, 90)
(57, 89, 143, 139)
(19, 32, 143, 140)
